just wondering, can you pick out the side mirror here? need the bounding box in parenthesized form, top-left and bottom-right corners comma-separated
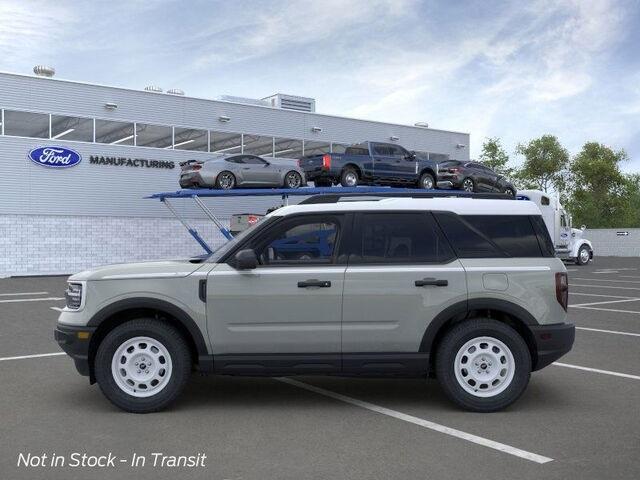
(234, 249, 258, 270)
(405, 151, 416, 160)
(581, 225, 586, 231)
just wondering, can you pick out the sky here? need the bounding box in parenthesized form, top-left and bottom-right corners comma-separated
(1, 0, 639, 170)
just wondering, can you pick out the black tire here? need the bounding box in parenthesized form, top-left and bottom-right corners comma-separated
(418, 172, 435, 189)
(461, 177, 475, 192)
(284, 171, 303, 189)
(314, 179, 333, 188)
(94, 319, 192, 413)
(435, 319, 531, 412)
(576, 245, 591, 265)
(340, 167, 359, 187)
(503, 187, 516, 197)
(215, 171, 236, 189)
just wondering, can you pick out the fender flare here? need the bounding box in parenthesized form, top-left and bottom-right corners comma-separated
(571, 239, 593, 258)
(87, 297, 208, 357)
(419, 298, 539, 353)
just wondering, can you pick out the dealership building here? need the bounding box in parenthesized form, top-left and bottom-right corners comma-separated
(0, 68, 470, 276)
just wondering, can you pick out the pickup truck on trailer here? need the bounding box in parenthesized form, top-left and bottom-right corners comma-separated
(299, 141, 440, 189)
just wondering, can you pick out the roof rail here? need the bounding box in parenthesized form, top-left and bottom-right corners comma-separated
(299, 191, 514, 205)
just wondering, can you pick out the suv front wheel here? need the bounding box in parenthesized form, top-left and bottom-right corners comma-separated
(94, 319, 192, 413)
(435, 319, 531, 412)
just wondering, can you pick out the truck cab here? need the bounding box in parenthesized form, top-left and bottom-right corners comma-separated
(518, 190, 594, 265)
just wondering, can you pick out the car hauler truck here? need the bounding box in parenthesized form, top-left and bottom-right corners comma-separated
(518, 190, 593, 265)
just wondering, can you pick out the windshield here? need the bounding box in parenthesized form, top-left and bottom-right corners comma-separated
(206, 216, 277, 263)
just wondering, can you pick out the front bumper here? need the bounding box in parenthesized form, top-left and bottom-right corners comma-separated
(54, 324, 96, 377)
(530, 322, 575, 371)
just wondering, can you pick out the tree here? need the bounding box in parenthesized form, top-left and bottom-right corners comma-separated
(479, 137, 513, 177)
(515, 135, 569, 193)
(566, 142, 635, 228)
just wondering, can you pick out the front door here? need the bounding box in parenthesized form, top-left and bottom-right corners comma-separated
(341, 212, 467, 372)
(207, 214, 349, 371)
(240, 155, 279, 185)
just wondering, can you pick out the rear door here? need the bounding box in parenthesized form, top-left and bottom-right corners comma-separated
(341, 212, 467, 364)
(370, 143, 395, 181)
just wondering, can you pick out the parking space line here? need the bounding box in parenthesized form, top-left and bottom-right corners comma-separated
(576, 327, 640, 337)
(0, 297, 64, 304)
(570, 292, 637, 299)
(570, 298, 640, 307)
(553, 362, 640, 380)
(570, 284, 640, 291)
(0, 352, 65, 362)
(0, 291, 49, 296)
(571, 277, 640, 284)
(570, 305, 640, 314)
(277, 377, 553, 464)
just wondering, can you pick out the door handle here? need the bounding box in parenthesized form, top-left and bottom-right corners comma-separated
(298, 279, 331, 288)
(415, 278, 448, 287)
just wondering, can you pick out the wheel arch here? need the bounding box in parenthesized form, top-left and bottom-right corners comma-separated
(342, 163, 362, 178)
(86, 298, 209, 383)
(419, 167, 436, 178)
(420, 299, 539, 373)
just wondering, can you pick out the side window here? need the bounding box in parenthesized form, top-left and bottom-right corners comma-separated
(226, 156, 244, 164)
(434, 213, 503, 258)
(255, 218, 340, 265)
(541, 196, 550, 206)
(462, 215, 543, 257)
(530, 215, 555, 257)
(353, 213, 454, 264)
(373, 145, 390, 156)
(243, 155, 267, 165)
(388, 145, 407, 158)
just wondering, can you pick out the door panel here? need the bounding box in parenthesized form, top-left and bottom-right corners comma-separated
(342, 262, 467, 352)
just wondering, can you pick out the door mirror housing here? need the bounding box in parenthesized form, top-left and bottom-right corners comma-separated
(405, 151, 416, 160)
(234, 249, 258, 270)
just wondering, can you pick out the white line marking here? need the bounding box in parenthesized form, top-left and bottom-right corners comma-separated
(566, 269, 578, 272)
(553, 362, 640, 380)
(619, 275, 640, 279)
(569, 298, 640, 307)
(576, 327, 640, 337)
(0, 297, 64, 304)
(0, 291, 49, 297)
(0, 352, 65, 362)
(277, 377, 553, 464)
(570, 305, 640, 314)
(572, 277, 640, 284)
(570, 292, 637, 299)
(570, 284, 640, 291)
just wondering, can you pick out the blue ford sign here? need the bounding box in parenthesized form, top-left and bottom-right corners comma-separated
(28, 146, 82, 168)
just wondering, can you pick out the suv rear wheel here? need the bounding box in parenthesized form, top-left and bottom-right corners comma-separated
(94, 319, 191, 413)
(435, 319, 531, 412)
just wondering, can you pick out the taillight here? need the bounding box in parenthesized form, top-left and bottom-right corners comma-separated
(555, 272, 568, 311)
(450, 167, 459, 173)
(322, 154, 331, 169)
(297, 159, 301, 167)
(192, 164, 202, 171)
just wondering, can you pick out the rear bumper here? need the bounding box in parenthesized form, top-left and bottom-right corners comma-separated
(530, 322, 575, 371)
(54, 324, 96, 377)
(179, 172, 206, 188)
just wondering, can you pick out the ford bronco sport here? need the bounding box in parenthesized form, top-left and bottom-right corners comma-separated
(55, 193, 574, 413)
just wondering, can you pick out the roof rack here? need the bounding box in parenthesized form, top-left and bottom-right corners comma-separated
(299, 190, 513, 204)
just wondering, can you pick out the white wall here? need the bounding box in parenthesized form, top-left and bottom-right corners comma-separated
(584, 228, 640, 257)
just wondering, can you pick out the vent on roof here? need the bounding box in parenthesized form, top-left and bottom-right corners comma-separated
(262, 93, 316, 112)
(33, 65, 55, 77)
(167, 88, 185, 96)
(144, 85, 163, 93)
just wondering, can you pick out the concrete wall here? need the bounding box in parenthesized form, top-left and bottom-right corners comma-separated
(585, 228, 640, 257)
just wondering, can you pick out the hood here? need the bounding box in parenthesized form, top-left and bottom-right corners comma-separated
(68, 259, 204, 281)
(571, 228, 584, 240)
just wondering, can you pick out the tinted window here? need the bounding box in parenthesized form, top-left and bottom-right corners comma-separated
(541, 196, 550, 206)
(4, 110, 49, 138)
(225, 156, 244, 164)
(434, 212, 503, 258)
(256, 219, 339, 265)
(462, 215, 542, 257)
(136, 123, 172, 148)
(95, 119, 134, 145)
(387, 145, 407, 157)
(439, 160, 461, 168)
(51, 115, 93, 142)
(354, 213, 454, 264)
(530, 215, 555, 257)
(345, 146, 369, 155)
(243, 155, 267, 165)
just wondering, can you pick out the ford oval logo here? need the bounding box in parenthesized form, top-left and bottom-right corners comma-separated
(28, 146, 82, 168)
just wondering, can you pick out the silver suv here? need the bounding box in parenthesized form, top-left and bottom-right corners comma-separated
(55, 194, 574, 413)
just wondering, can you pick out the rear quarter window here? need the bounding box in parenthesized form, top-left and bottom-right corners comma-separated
(462, 215, 543, 257)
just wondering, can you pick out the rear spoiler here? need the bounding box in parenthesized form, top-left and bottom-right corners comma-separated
(179, 159, 203, 167)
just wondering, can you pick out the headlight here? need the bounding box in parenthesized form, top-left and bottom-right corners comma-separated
(65, 283, 83, 310)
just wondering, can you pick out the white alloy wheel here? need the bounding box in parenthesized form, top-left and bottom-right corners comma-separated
(111, 336, 173, 398)
(453, 336, 515, 398)
(579, 246, 590, 264)
(344, 171, 358, 186)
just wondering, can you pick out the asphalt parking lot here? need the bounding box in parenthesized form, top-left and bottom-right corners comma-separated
(1, 257, 639, 480)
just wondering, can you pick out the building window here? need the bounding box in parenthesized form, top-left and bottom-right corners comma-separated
(303, 140, 331, 156)
(3, 110, 49, 138)
(95, 119, 134, 145)
(331, 143, 349, 154)
(50, 115, 93, 142)
(211, 131, 242, 154)
(273, 137, 303, 158)
(135, 123, 172, 149)
(243, 135, 274, 156)
(173, 127, 208, 151)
